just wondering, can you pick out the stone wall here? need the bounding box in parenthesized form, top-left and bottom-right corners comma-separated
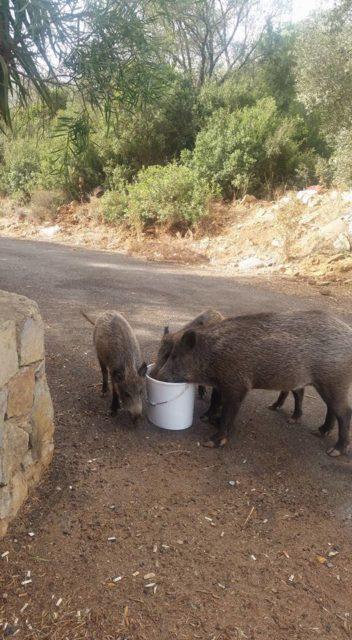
(0, 290, 54, 538)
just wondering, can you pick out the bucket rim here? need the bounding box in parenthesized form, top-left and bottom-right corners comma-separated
(146, 363, 192, 388)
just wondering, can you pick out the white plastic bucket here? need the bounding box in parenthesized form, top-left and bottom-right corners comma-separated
(146, 364, 196, 430)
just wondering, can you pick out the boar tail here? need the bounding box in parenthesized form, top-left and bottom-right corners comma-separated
(80, 309, 96, 326)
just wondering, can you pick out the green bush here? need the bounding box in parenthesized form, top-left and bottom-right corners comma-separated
(192, 97, 314, 198)
(100, 163, 216, 228)
(126, 164, 215, 228)
(100, 189, 128, 223)
(0, 140, 41, 199)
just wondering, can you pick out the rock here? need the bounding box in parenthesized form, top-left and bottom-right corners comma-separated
(271, 238, 284, 247)
(238, 257, 266, 271)
(39, 225, 61, 238)
(0, 291, 44, 366)
(0, 421, 29, 486)
(342, 191, 352, 203)
(30, 377, 54, 463)
(0, 290, 54, 537)
(0, 388, 8, 417)
(7, 367, 35, 418)
(0, 321, 18, 387)
(296, 189, 319, 205)
(333, 234, 350, 252)
(0, 472, 28, 522)
(306, 185, 324, 192)
(19, 316, 44, 365)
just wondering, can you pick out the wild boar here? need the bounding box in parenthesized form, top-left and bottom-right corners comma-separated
(82, 310, 147, 422)
(151, 309, 224, 400)
(151, 309, 224, 379)
(157, 310, 352, 457)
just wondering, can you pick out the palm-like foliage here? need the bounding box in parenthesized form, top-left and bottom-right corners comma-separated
(0, 0, 79, 128)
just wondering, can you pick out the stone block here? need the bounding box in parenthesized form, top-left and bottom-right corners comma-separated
(0, 289, 54, 538)
(0, 420, 29, 486)
(0, 472, 28, 536)
(7, 366, 35, 418)
(0, 321, 18, 386)
(30, 377, 54, 461)
(19, 316, 44, 365)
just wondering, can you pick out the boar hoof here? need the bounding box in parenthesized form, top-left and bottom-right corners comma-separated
(326, 447, 342, 457)
(268, 403, 279, 411)
(311, 428, 323, 437)
(203, 439, 216, 448)
(203, 434, 228, 448)
(287, 416, 301, 424)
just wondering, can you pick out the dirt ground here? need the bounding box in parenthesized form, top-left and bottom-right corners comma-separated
(0, 236, 351, 640)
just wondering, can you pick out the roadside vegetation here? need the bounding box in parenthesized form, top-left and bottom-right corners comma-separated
(0, 0, 352, 232)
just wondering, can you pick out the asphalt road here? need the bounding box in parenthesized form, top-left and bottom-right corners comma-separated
(1, 236, 352, 640)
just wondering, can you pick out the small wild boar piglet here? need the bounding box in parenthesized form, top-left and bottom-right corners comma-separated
(158, 310, 352, 457)
(82, 310, 147, 422)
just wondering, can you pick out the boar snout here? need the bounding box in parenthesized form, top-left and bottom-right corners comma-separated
(156, 366, 173, 382)
(127, 397, 143, 422)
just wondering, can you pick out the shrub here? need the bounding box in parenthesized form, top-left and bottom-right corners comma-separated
(100, 163, 216, 229)
(315, 156, 334, 187)
(125, 163, 215, 229)
(192, 97, 313, 198)
(100, 189, 128, 223)
(1, 140, 41, 199)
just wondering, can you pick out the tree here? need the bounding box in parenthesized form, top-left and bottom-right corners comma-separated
(66, 0, 166, 116)
(0, 0, 80, 128)
(153, 0, 279, 86)
(295, 5, 352, 135)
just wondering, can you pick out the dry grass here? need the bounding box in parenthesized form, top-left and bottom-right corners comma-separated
(29, 190, 67, 223)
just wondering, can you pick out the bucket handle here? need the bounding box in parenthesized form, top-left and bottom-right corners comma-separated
(147, 385, 190, 407)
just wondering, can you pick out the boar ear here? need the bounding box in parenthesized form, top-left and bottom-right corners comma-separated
(181, 330, 196, 351)
(163, 325, 170, 336)
(138, 361, 148, 377)
(112, 364, 125, 383)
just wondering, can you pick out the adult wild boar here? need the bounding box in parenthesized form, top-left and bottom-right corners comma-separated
(157, 310, 352, 457)
(151, 309, 224, 402)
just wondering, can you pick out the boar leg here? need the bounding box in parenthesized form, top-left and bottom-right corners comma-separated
(288, 388, 304, 423)
(110, 386, 120, 416)
(99, 359, 108, 396)
(198, 385, 207, 400)
(312, 406, 336, 438)
(204, 387, 247, 448)
(316, 384, 351, 456)
(269, 391, 289, 411)
(327, 407, 352, 456)
(201, 388, 222, 423)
